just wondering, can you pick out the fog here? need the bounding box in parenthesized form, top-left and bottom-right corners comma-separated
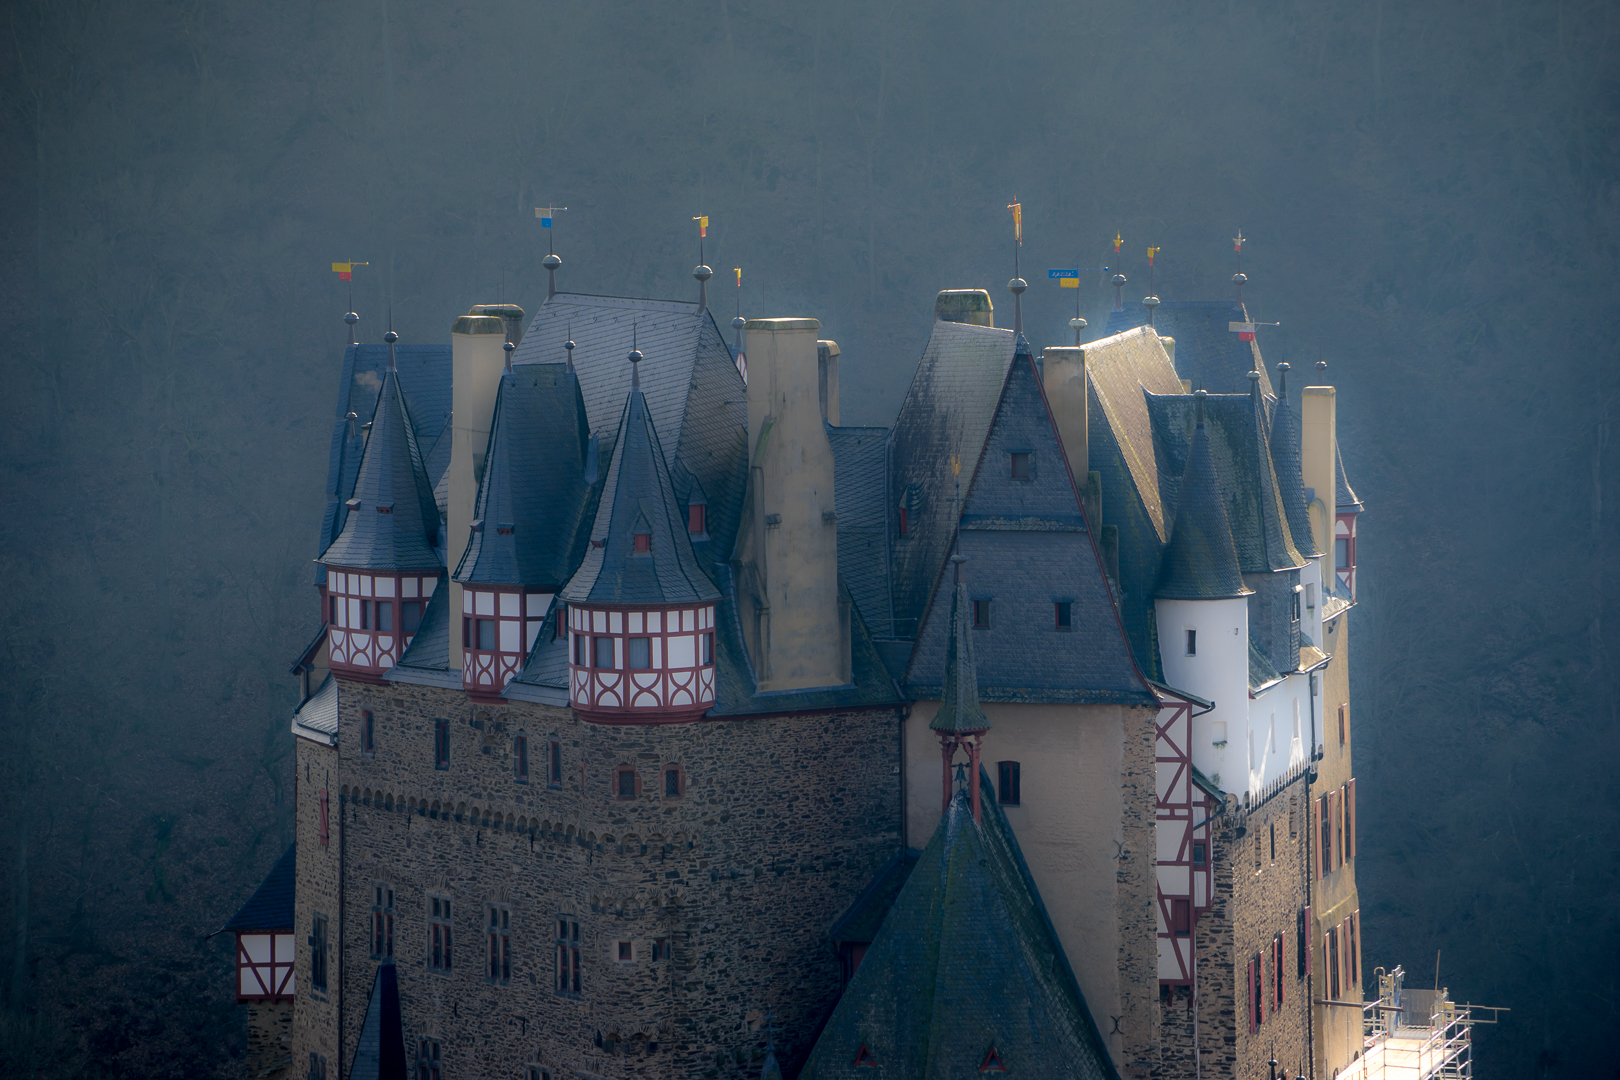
(1, 0, 1615, 1074)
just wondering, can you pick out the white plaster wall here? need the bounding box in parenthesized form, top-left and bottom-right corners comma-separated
(1156, 596, 1249, 794)
(1300, 557, 1325, 649)
(906, 700, 1128, 1071)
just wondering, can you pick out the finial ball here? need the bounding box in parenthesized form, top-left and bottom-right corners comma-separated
(694, 265, 713, 281)
(1008, 277, 1028, 294)
(542, 254, 562, 270)
(344, 312, 359, 325)
(1070, 317, 1088, 329)
(1277, 361, 1289, 371)
(384, 330, 399, 344)
(1143, 295, 1161, 308)
(1112, 273, 1127, 287)
(1246, 369, 1261, 382)
(1232, 272, 1248, 284)
(1193, 389, 1208, 399)
(732, 315, 746, 330)
(629, 348, 644, 363)
(504, 341, 516, 353)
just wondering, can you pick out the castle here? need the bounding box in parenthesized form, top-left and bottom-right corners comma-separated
(219, 237, 1453, 1080)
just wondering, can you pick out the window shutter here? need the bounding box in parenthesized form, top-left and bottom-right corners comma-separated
(318, 790, 330, 846)
(1334, 789, 1345, 869)
(1314, 797, 1325, 879)
(1247, 959, 1258, 1031)
(1276, 935, 1286, 1006)
(1303, 906, 1313, 976)
(1346, 777, 1357, 860)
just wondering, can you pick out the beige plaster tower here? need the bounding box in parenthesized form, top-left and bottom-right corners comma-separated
(446, 309, 514, 657)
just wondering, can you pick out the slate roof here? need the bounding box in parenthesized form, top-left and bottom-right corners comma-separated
(929, 557, 991, 732)
(1248, 637, 1285, 694)
(455, 365, 598, 588)
(1083, 327, 1186, 544)
(223, 843, 296, 931)
(292, 673, 339, 743)
(386, 579, 459, 686)
(887, 320, 1017, 640)
(801, 781, 1116, 1080)
(904, 342, 1152, 706)
(318, 342, 452, 584)
(829, 849, 921, 945)
(348, 963, 407, 1080)
(1155, 403, 1251, 601)
(1268, 369, 1324, 558)
(559, 371, 721, 606)
(1104, 299, 1276, 397)
(318, 359, 443, 573)
(828, 425, 894, 639)
(1336, 444, 1364, 512)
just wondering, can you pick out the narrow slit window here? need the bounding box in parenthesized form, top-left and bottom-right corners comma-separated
(434, 720, 450, 770)
(548, 739, 562, 786)
(371, 884, 394, 960)
(361, 711, 375, 757)
(973, 600, 990, 628)
(1186, 629, 1197, 656)
(1054, 601, 1072, 629)
(997, 761, 1021, 806)
(514, 735, 529, 782)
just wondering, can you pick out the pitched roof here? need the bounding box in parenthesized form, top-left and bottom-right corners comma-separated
(386, 579, 459, 686)
(454, 365, 598, 588)
(223, 843, 296, 931)
(887, 320, 1018, 639)
(1082, 326, 1186, 543)
(1248, 636, 1285, 694)
(1155, 403, 1251, 600)
(291, 673, 339, 744)
(829, 849, 921, 944)
(800, 783, 1116, 1080)
(348, 964, 407, 1080)
(319, 362, 443, 573)
(1104, 299, 1276, 397)
(1268, 370, 1324, 558)
(905, 343, 1152, 706)
(929, 557, 991, 732)
(560, 373, 721, 606)
(1336, 443, 1364, 512)
(828, 425, 894, 639)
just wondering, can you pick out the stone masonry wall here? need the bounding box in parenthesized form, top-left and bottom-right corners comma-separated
(291, 737, 340, 1080)
(245, 999, 293, 1079)
(1117, 702, 1162, 1080)
(329, 676, 902, 1080)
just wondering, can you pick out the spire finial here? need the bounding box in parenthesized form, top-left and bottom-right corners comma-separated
(1247, 367, 1261, 401)
(1316, 357, 1327, 378)
(564, 322, 576, 374)
(694, 263, 712, 312)
(1007, 200, 1026, 334)
(629, 323, 643, 391)
(1112, 272, 1127, 313)
(346, 410, 359, 440)
(384, 327, 399, 372)
(504, 340, 515, 374)
(536, 205, 566, 297)
(344, 310, 359, 346)
(1276, 360, 1289, 395)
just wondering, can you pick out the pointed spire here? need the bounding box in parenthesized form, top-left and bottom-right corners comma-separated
(345, 310, 359, 345)
(930, 555, 991, 736)
(1269, 362, 1322, 557)
(629, 324, 642, 391)
(1156, 391, 1252, 600)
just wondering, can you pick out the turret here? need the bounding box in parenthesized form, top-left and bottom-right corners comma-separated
(1269, 362, 1327, 641)
(929, 554, 990, 821)
(318, 331, 443, 681)
(560, 340, 722, 722)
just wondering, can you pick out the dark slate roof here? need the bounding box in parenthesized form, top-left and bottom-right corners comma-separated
(1248, 636, 1285, 694)
(223, 843, 296, 931)
(887, 320, 1018, 639)
(1336, 444, 1364, 512)
(348, 964, 407, 1080)
(929, 557, 991, 732)
(318, 342, 452, 584)
(292, 673, 339, 743)
(800, 783, 1116, 1080)
(1103, 300, 1276, 397)
(454, 365, 598, 588)
(387, 576, 458, 686)
(829, 849, 921, 944)
(319, 363, 443, 572)
(559, 375, 721, 605)
(1268, 372, 1324, 558)
(1146, 392, 1305, 574)
(905, 343, 1152, 706)
(828, 425, 894, 639)
(1155, 408, 1251, 600)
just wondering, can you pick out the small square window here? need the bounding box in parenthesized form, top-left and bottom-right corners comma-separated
(1192, 841, 1207, 866)
(627, 637, 651, 668)
(593, 636, 615, 669)
(652, 938, 669, 961)
(997, 761, 1021, 806)
(1054, 601, 1072, 629)
(1186, 629, 1197, 656)
(972, 599, 991, 629)
(617, 940, 633, 962)
(615, 768, 638, 800)
(1010, 452, 1032, 479)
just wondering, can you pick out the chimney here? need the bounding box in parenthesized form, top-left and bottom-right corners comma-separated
(817, 340, 840, 426)
(469, 304, 526, 347)
(1300, 384, 1337, 555)
(1159, 335, 1176, 370)
(933, 290, 994, 327)
(447, 309, 514, 657)
(1042, 347, 1088, 487)
(735, 318, 846, 691)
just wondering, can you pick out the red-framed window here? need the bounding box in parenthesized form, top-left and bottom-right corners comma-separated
(688, 503, 706, 535)
(371, 884, 394, 960)
(979, 1048, 1007, 1073)
(1326, 925, 1341, 998)
(555, 917, 581, 996)
(318, 790, 329, 846)
(434, 720, 450, 770)
(633, 531, 651, 553)
(997, 761, 1021, 806)
(487, 905, 511, 984)
(235, 931, 295, 1000)
(616, 940, 633, 962)
(1274, 933, 1286, 1008)
(548, 738, 563, 787)
(592, 636, 616, 669)
(614, 766, 640, 800)
(1345, 778, 1357, 860)
(428, 896, 453, 973)
(1170, 898, 1191, 936)
(652, 938, 670, 961)
(514, 735, 529, 783)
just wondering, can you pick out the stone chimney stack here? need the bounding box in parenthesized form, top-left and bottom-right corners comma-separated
(735, 318, 847, 691)
(817, 340, 840, 426)
(1042, 347, 1088, 485)
(1300, 384, 1337, 556)
(933, 290, 994, 327)
(447, 308, 517, 657)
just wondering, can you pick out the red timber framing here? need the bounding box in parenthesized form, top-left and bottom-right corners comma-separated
(567, 603, 717, 723)
(235, 930, 295, 1001)
(325, 569, 436, 681)
(462, 586, 553, 700)
(1335, 511, 1358, 598)
(1154, 686, 1216, 986)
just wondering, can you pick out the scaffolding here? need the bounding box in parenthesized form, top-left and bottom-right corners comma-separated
(1345, 965, 1506, 1080)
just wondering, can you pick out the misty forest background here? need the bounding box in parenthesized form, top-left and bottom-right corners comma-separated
(2, 0, 1616, 1075)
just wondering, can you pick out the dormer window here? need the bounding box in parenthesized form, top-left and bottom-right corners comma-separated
(633, 531, 652, 553)
(1010, 451, 1032, 480)
(973, 599, 991, 628)
(688, 503, 706, 535)
(898, 508, 909, 535)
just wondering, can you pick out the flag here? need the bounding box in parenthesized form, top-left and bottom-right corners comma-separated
(1061, 278, 1080, 288)
(1229, 321, 1256, 341)
(1048, 268, 1079, 279)
(1113, 232, 1123, 253)
(1147, 246, 1160, 266)
(332, 262, 352, 280)
(535, 205, 564, 226)
(1008, 202, 1022, 244)
(1233, 230, 1246, 252)
(735, 267, 742, 287)
(694, 215, 708, 238)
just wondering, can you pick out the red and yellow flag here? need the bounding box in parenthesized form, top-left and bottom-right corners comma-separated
(1008, 202, 1022, 244)
(1113, 232, 1123, 253)
(1147, 246, 1160, 266)
(332, 261, 368, 281)
(694, 215, 709, 238)
(1233, 230, 1246, 253)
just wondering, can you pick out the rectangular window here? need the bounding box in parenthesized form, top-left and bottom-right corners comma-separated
(514, 735, 529, 782)
(973, 599, 990, 628)
(376, 600, 394, 632)
(1270, 822, 1276, 863)
(702, 631, 714, 665)
(308, 1053, 327, 1080)
(1192, 841, 1207, 866)
(428, 896, 453, 973)
(309, 914, 328, 993)
(1334, 790, 1345, 871)
(1054, 601, 1072, 629)
(593, 636, 615, 669)
(633, 532, 651, 553)
(1326, 925, 1341, 999)
(477, 617, 496, 651)
(573, 632, 587, 666)
(1335, 537, 1350, 570)
(898, 507, 909, 535)
(616, 768, 638, 800)
(1274, 933, 1286, 1008)
(361, 599, 372, 631)
(556, 918, 581, 995)
(1247, 958, 1259, 1032)
(1346, 777, 1357, 860)
(435, 720, 450, 770)
(664, 767, 682, 798)
(1010, 451, 1032, 479)
(328, 594, 337, 625)
(1298, 907, 1311, 979)
(487, 905, 511, 984)
(997, 761, 1021, 806)
(1170, 898, 1190, 935)
(1319, 795, 1332, 877)
(1338, 703, 1348, 746)
(627, 637, 651, 668)
(688, 504, 706, 534)
(617, 940, 633, 962)
(402, 600, 423, 635)
(371, 884, 394, 960)
(1292, 587, 1301, 621)
(318, 789, 330, 847)
(548, 739, 563, 786)
(1185, 628, 1196, 656)
(652, 938, 669, 961)
(1348, 910, 1361, 991)
(417, 1039, 441, 1080)
(362, 711, 375, 757)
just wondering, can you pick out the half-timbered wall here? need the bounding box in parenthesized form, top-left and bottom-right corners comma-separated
(1334, 512, 1357, 598)
(567, 603, 717, 722)
(236, 930, 296, 1000)
(326, 569, 437, 677)
(1154, 697, 1216, 986)
(462, 587, 553, 697)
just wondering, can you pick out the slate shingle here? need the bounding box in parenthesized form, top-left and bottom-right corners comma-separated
(1104, 299, 1276, 397)
(222, 843, 296, 931)
(828, 425, 893, 639)
(1155, 403, 1251, 601)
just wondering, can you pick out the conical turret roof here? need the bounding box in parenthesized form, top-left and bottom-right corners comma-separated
(1157, 400, 1252, 600)
(559, 374, 720, 605)
(1268, 369, 1324, 558)
(319, 366, 442, 572)
(929, 556, 989, 733)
